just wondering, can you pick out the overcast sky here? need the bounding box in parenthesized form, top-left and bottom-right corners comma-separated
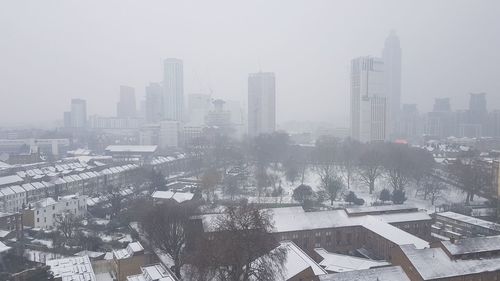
(1, 0, 499, 127)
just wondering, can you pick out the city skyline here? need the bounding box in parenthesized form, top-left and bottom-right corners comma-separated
(1, 1, 499, 127)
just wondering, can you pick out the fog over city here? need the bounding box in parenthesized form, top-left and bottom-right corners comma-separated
(3, 2, 500, 281)
(1, 0, 499, 127)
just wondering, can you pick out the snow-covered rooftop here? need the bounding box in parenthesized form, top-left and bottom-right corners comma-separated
(345, 204, 418, 215)
(126, 264, 177, 281)
(0, 175, 23, 186)
(105, 145, 157, 153)
(319, 266, 410, 281)
(436, 211, 500, 231)
(46, 256, 96, 281)
(441, 235, 500, 256)
(400, 244, 500, 280)
(201, 207, 429, 249)
(114, 242, 144, 260)
(314, 248, 390, 273)
(152, 190, 194, 203)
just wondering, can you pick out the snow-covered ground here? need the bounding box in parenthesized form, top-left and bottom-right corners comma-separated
(220, 166, 485, 213)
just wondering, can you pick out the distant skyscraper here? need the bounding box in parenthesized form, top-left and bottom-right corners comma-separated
(70, 99, 87, 128)
(399, 104, 421, 140)
(464, 92, 487, 137)
(433, 98, 451, 112)
(187, 93, 212, 126)
(382, 31, 402, 136)
(350, 56, 387, 142)
(63, 111, 71, 128)
(117, 85, 136, 118)
(248, 72, 276, 137)
(163, 58, 184, 122)
(145, 83, 163, 123)
(469, 93, 487, 115)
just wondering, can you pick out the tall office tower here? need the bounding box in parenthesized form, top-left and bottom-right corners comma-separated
(360, 96, 388, 142)
(399, 104, 421, 140)
(70, 99, 87, 128)
(116, 85, 136, 118)
(488, 110, 500, 137)
(163, 58, 184, 122)
(469, 93, 487, 116)
(187, 93, 212, 126)
(426, 98, 456, 138)
(248, 72, 276, 137)
(382, 31, 402, 136)
(433, 98, 451, 112)
(350, 57, 386, 142)
(463, 92, 488, 137)
(63, 111, 72, 128)
(145, 83, 163, 123)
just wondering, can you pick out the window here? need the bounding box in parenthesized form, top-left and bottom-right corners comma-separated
(37, 218, 39, 223)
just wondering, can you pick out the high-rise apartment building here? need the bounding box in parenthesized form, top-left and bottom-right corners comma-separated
(248, 72, 276, 137)
(145, 83, 163, 123)
(70, 99, 87, 129)
(117, 86, 136, 118)
(382, 31, 402, 136)
(350, 57, 387, 142)
(163, 58, 184, 122)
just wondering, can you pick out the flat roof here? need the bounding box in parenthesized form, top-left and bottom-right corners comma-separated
(319, 266, 410, 281)
(441, 235, 500, 256)
(201, 207, 429, 249)
(400, 244, 500, 280)
(345, 204, 418, 215)
(436, 211, 500, 231)
(105, 145, 157, 153)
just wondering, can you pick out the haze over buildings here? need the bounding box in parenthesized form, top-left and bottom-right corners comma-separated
(1, 1, 499, 127)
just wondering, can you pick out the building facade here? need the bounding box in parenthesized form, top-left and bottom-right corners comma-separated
(117, 86, 137, 118)
(23, 194, 88, 230)
(382, 31, 402, 138)
(145, 82, 163, 123)
(350, 57, 387, 142)
(163, 58, 184, 122)
(248, 72, 276, 137)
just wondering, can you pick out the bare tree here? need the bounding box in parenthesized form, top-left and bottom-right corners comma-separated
(337, 139, 361, 190)
(201, 168, 221, 203)
(54, 211, 81, 241)
(383, 143, 414, 192)
(448, 155, 490, 203)
(312, 136, 338, 191)
(423, 176, 446, 205)
(189, 202, 286, 281)
(140, 202, 196, 278)
(357, 144, 383, 194)
(108, 185, 125, 219)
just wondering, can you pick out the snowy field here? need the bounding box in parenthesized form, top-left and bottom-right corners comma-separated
(220, 166, 485, 213)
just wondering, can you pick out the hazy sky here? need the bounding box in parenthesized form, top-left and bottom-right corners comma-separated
(1, 0, 499, 127)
